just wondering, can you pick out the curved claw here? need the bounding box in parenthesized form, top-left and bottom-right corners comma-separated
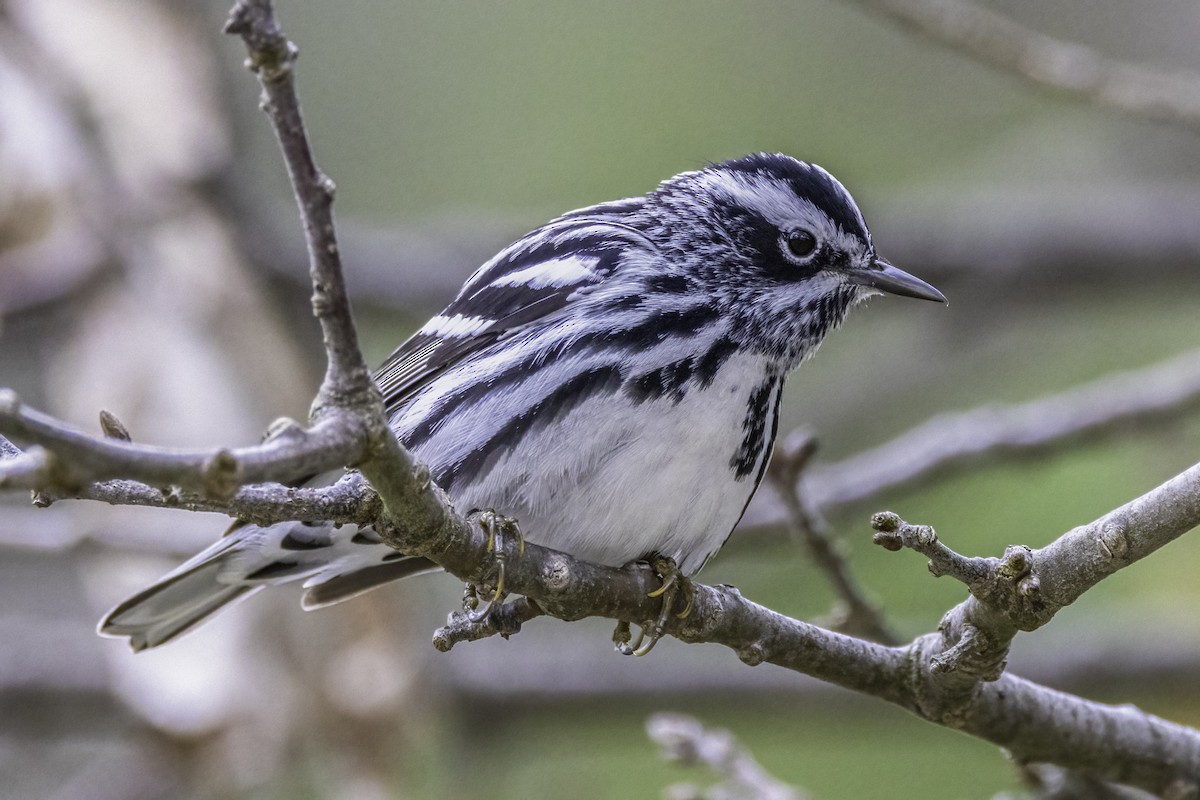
(646, 570, 677, 599)
(467, 560, 507, 623)
(632, 627, 663, 657)
(466, 510, 521, 623)
(614, 620, 647, 656)
(614, 556, 695, 656)
(492, 549, 507, 599)
(466, 599, 493, 623)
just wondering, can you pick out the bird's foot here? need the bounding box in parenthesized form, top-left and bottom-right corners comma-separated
(615, 554, 693, 657)
(465, 510, 523, 623)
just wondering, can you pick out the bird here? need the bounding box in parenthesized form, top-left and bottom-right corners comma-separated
(100, 153, 945, 652)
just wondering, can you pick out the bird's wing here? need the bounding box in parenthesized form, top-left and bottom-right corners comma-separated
(373, 215, 657, 411)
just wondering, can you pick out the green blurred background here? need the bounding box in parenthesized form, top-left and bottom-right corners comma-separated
(2, 1, 1199, 798)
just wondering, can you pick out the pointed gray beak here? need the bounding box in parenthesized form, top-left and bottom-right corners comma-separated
(847, 258, 947, 303)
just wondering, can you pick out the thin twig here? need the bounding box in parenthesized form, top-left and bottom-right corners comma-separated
(768, 430, 899, 644)
(223, 2, 374, 412)
(870, 511, 998, 587)
(222, 1, 448, 541)
(433, 597, 545, 652)
(647, 713, 805, 800)
(72, 472, 382, 528)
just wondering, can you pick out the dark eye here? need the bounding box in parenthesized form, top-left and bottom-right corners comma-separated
(782, 230, 817, 262)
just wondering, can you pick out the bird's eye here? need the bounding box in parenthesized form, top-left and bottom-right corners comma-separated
(782, 230, 818, 262)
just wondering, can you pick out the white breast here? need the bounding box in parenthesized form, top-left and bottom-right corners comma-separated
(435, 351, 776, 575)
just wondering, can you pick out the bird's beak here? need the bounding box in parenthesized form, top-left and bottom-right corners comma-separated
(847, 258, 947, 303)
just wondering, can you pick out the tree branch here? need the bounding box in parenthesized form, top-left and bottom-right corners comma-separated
(873, 455, 1200, 643)
(376, 463, 1200, 794)
(0, 394, 372, 498)
(72, 472, 381, 528)
(871, 461, 1200, 755)
(223, 2, 373, 414)
(3, 3, 1199, 795)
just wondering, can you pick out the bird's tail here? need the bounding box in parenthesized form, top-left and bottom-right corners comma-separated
(100, 522, 439, 651)
(99, 534, 262, 652)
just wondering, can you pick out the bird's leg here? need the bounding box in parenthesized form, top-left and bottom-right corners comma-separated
(626, 554, 694, 657)
(466, 510, 523, 623)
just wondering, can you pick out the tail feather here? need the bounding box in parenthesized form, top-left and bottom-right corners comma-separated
(99, 558, 261, 652)
(100, 521, 440, 651)
(302, 556, 440, 609)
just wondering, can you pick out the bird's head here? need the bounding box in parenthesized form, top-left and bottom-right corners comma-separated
(643, 153, 945, 365)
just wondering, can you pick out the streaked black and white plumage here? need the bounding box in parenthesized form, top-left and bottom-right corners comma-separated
(101, 153, 944, 651)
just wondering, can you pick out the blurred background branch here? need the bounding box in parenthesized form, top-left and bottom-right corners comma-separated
(743, 345, 1200, 528)
(235, 181, 1200, 310)
(648, 712, 807, 800)
(846, 0, 1200, 130)
(766, 430, 900, 644)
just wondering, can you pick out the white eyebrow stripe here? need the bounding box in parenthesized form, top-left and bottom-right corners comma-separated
(492, 255, 597, 289)
(706, 171, 808, 230)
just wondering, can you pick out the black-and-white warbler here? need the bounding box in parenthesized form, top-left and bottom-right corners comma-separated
(102, 153, 944, 651)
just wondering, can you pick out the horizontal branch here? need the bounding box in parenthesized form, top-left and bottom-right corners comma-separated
(401, 620, 1200, 706)
(0, 395, 373, 498)
(358, 463, 1200, 794)
(22, 405, 1195, 794)
(71, 472, 380, 528)
(968, 672, 1200, 793)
